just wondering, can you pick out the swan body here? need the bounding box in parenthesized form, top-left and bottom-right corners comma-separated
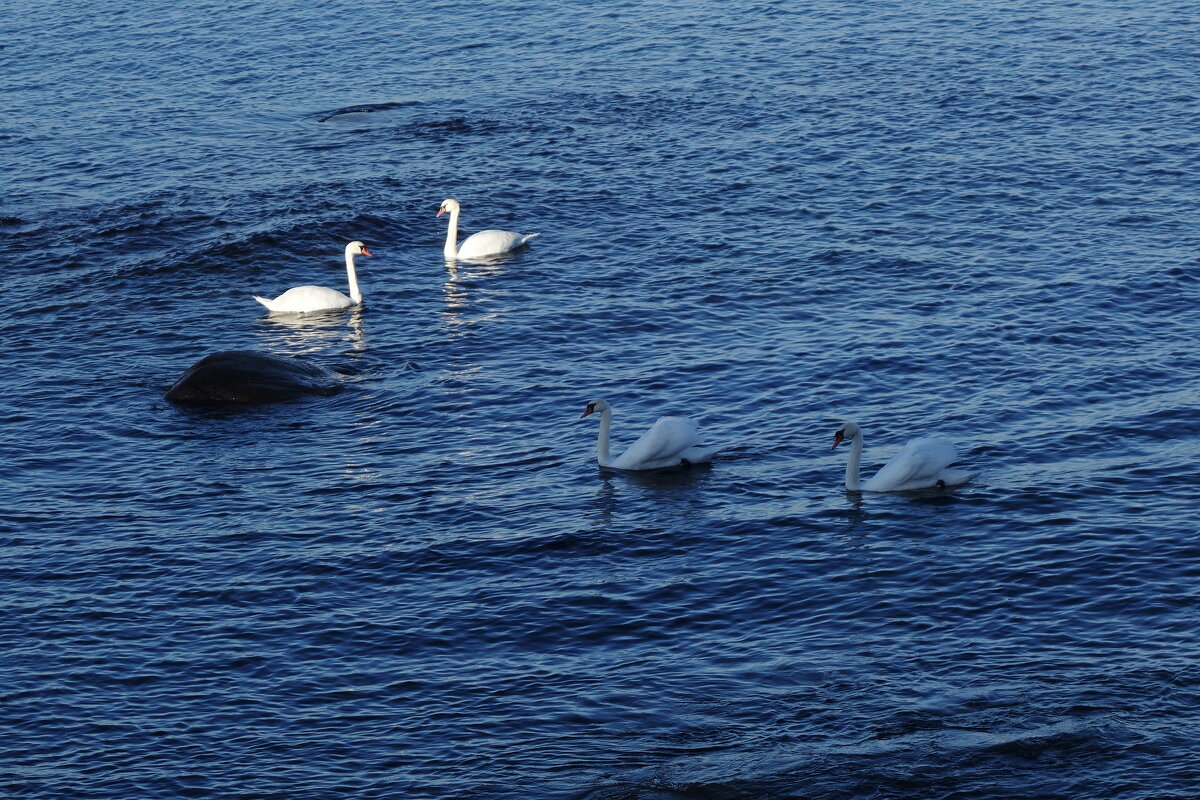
(581, 399, 717, 470)
(254, 241, 371, 314)
(833, 421, 975, 492)
(437, 198, 538, 259)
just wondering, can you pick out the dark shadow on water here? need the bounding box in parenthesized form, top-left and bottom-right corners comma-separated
(813, 483, 972, 531)
(894, 483, 979, 507)
(809, 491, 872, 532)
(597, 462, 716, 493)
(844, 484, 975, 505)
(583, 463, 715, 538)
(166, 399, 320, 419)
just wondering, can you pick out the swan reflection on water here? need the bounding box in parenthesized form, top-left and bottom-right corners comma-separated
(441, 270, 472, 317)
(595, 460, 717, 493)
(820, 481, 972, 535)
(441, 259, 511, 334)
(444, 247, 529, 267)
(443, 250, 522, 282)
(257, 306, 367, 353)
(586, 463, 716, 532)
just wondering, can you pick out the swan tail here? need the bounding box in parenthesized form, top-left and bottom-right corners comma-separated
(522, 233, 540, 245)
(252, 295, 276, 312)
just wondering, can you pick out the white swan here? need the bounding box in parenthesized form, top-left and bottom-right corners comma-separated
(833, 421, 975, 491)
(581, 399, 717, 470)
(253, 241, 371, 314)
(437, 198, 538, 259)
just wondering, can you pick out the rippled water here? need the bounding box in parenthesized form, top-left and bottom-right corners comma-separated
(3, 1, 1199, 798)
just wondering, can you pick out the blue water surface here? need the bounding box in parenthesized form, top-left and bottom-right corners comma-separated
(2, 1, 1199, 798)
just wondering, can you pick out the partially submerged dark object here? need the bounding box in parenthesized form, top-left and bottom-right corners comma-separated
(318, 101, 408, 122)
(165, 350, 339, 406)
(319, 107, 374, 122)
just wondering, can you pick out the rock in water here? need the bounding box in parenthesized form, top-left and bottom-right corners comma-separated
(165, 350, 339, 406)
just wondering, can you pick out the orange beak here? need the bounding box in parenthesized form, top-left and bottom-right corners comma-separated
(832, 431, 845, 449)
(580, 406, 595, 419)
(436, 207, 446, 218)
(360, 247, 372, 257)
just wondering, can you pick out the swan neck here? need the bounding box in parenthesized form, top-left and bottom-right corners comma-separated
(344, 249, 363, 305)
(596, 407, 613, 466)
(845, 432, 864, 491)
(443, 207, 459, 259)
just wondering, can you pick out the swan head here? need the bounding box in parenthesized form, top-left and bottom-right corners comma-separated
(346, 241, 372, 257)
(580, 399, 611, 419)
(832, 421, 861, 449)
(436, 199, 460, 218)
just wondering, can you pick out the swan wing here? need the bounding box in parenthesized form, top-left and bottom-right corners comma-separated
(863, 436, 958, 491)
(612, 415, 701, 470)
(256, 285, 353, 313)
(456, 229, 538, 259)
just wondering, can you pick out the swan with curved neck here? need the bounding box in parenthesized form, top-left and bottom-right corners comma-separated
(833, 421, 975, 492)
(437, 198, 538, 260)
(253, 241, 370, 314)
(580, 399, 717, 470)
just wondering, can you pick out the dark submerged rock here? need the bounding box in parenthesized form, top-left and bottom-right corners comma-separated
(165, 350, 339, 406)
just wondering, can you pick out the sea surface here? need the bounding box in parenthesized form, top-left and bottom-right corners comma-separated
(3, 1, 1199, 798)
